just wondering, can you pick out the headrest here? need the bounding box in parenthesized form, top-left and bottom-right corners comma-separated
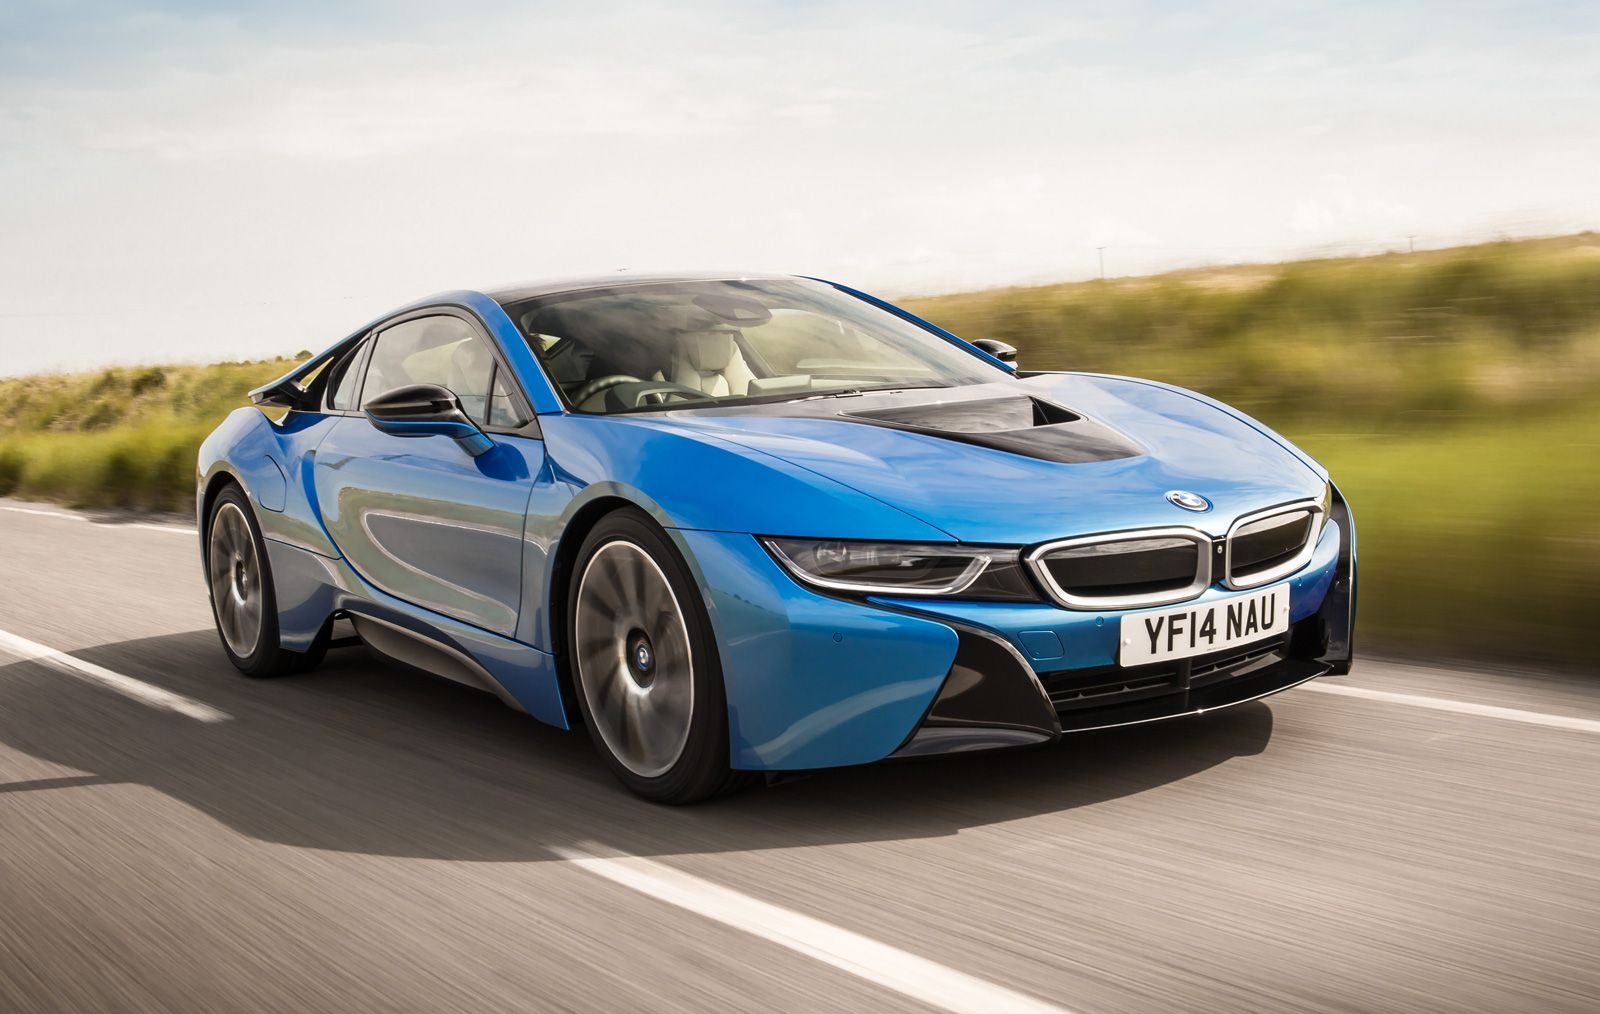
(452, 339, 490, 369)
(682, 331, 737, 372)
(449, 339, 491, 383)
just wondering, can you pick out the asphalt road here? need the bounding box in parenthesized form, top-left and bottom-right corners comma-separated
(0, 499, 1597, 1013)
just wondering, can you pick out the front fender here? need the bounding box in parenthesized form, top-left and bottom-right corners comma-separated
(536, 414, 949, 539)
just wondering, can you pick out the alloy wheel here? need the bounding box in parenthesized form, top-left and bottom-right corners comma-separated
(208, 501, 264, 657)
(573, 540, 695, 778)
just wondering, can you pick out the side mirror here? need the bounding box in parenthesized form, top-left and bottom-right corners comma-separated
(364, 384, 494, 457)
(971, 339, 1019, 369)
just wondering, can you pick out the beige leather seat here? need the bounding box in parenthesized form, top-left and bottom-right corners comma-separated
(665, 331, 755, 398)
(447, 338, 494, 423)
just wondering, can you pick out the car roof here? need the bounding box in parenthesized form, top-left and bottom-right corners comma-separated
(482, 270, 805, 306)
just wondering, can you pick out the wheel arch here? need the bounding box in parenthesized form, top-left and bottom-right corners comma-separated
(544, 492, 715, 724)
(197, 468, 244, 569)
(546, 494, 638, 719)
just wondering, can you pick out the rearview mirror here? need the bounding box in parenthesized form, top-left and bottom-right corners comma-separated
(971, 339, 1018, 369)
(363, 384, 494, 457)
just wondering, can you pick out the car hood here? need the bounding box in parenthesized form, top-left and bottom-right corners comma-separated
(658, 373, 1325, 545)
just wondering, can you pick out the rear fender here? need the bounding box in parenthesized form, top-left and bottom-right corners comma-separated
(198, 407, 345, 569)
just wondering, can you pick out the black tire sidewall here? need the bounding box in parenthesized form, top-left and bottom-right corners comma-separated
(566, 508, 732, 803)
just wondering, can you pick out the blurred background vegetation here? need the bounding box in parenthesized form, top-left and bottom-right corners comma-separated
(2, 233, 1596, 663)
(903, 233, 1600, 666)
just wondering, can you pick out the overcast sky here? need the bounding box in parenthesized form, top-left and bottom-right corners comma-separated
(2, 0, 1597, 375)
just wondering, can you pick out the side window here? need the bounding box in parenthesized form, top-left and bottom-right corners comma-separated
(362, 315, 521, 427)
(326, 340, 368, 411)
(485, 373, 518, 427)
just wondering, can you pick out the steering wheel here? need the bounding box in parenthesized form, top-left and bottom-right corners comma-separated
(569, 375, 719, 411)
(569, 374, 640, 407)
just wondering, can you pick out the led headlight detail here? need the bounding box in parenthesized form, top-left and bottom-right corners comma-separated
(761, 538, 1038, 600)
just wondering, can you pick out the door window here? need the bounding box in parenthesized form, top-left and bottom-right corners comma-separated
(326, 340, 369, 411)
(361, 316, 521, 427)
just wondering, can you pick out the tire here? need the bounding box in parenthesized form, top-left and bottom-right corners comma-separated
(566, 508, 738, 803)
(205, 484, 326, 678)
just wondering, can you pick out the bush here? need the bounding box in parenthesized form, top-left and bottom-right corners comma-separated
(130, 367, 167, 396)
(0, 446, 23, 496)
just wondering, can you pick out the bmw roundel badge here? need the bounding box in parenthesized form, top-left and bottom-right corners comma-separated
(1165, 490, 1211, 512)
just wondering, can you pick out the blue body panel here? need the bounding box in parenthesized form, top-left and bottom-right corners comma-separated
(312, 419, 544, 637)
(661, 372, 1325, 544)
(199, 277, 1357, 772)
(679, 529, 959, 769)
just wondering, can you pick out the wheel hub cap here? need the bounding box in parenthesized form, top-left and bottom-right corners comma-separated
(626, 630, 656, 685)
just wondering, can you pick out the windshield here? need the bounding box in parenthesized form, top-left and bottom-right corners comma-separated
(503, 278, 1007, 413)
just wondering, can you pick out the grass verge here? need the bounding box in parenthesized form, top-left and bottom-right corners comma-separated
(1301, 408, 1600, 664)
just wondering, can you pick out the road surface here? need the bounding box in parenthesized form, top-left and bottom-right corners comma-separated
(0, 499, 1596, 1013)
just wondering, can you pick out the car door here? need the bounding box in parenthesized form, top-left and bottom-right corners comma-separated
(313, 309, 545, 637)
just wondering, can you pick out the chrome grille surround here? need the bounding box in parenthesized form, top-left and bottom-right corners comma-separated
(1223, 499, 1326, 590)
(1025, 527, 1212, 610)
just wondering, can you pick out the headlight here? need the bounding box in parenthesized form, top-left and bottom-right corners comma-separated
(761, 538, 1039, 600)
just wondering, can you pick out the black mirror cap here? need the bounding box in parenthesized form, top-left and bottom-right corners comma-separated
(363, 384, 467, 422)
(971, 339, 1019, 365)
(363, 384, 494, 457)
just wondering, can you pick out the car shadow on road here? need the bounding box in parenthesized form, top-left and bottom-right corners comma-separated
(0, 629, 1277, 862)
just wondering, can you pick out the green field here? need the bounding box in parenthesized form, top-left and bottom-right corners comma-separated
(3, 234, 1598, 662)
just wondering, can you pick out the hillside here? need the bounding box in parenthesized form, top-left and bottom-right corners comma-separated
(902, 232, 1600, 426)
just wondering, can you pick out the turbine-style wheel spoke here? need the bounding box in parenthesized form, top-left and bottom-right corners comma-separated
(208, 501, 266, 658)
(573, 539, 696, 779)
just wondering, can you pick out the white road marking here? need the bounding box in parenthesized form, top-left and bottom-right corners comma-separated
(0, 505, 79, 520)
(554, 845, 1071, 1014)
(0, 504, 192, 536)
(0, 628, 230, 723)
(1306, 681, 1600, 734)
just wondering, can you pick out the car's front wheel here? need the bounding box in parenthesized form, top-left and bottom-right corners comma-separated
(205, 484, 324, 677)
(567, 509, 737, 803)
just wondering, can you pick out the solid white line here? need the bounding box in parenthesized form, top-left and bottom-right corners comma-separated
(554, 845, 1070, 1014)
(0, 505, 82, 521)
(1305, 681, 1600, 734)
(0, 504, 192, 536)
(0, 628, 230, 723)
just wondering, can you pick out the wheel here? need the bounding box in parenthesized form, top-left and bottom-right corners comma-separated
(205, 484, 325, 677)
(567, 508, 738, 803)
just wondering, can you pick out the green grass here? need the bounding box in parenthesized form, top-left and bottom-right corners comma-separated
(3, 234, 1599, 661)
(0, 358, 297, 513)
(1299, 408, 1600, 663)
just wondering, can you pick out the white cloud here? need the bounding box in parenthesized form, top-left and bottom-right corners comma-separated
(1, 1, 1598, 373)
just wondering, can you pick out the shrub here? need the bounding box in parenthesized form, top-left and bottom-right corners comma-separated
(0, 446, 23, 496)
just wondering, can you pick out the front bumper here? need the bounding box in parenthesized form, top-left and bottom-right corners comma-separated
(677, 488, 1357, 771)
(889, 496, 1355, 759)
(890, 623, 1331, 759)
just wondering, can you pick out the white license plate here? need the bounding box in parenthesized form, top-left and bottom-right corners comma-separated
(1118, 583, 1290, 666)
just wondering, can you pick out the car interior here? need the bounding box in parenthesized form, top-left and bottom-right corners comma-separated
(516, 284, 956, 414)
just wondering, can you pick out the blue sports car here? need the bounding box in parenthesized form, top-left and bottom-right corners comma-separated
(198, 273, 1356, 802)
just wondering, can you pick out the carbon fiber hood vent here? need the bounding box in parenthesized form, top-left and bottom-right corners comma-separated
(839, 396, 1143, 463)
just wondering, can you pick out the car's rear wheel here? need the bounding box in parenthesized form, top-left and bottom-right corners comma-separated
(206, 484, 325, 677)
(568, 509, 737, 803)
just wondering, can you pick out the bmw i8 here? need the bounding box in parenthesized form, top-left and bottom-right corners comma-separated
(198, 273, 1356, 802)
